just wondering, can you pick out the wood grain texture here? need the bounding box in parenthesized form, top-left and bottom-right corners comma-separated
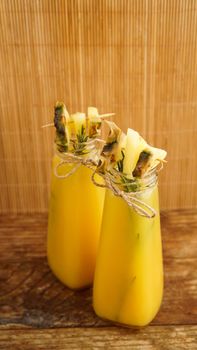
(0, 326, 197, 350)
(0, 257, 196, 329)
(0, 0, 197, 213)
(0, 210, 196, 331)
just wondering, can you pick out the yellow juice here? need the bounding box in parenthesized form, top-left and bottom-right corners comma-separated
(93, 185, 163, 327)
(47, 155, 105, 290)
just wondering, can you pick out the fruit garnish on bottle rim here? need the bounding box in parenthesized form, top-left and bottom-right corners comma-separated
(92, 122, 167, 218)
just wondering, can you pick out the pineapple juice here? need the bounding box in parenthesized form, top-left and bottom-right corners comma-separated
(93, 185, 163, 326)
(47, 155, 105, 290)
(93, 126, 166, 327)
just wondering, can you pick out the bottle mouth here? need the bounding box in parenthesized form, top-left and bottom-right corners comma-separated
(54, 137, 105, 162)
(70, 138, 99, 155)
(53, 138, 103, 180)
(107, 164, 158, 193)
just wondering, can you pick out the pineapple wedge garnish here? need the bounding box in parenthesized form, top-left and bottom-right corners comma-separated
(97, 121, 125, 173)
(124, 128, 167, 177)
(123, 129, 147, 175)
(53, 103, 115, 153)
(88, 107, 115, 138)
(72, 112, 87, 142)
(88, 107, 102, 138)
(54, 102, 70, 152)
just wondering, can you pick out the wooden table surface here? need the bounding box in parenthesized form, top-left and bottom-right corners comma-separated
(0, 209, 196, 349)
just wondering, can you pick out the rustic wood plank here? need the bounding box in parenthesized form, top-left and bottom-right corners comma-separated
(0, 257, 196, 329)
(0, 326, 197, 350)
(0, 214, 48, 261)
(160, 209, 197, 258)
(0, 210, 196, 329)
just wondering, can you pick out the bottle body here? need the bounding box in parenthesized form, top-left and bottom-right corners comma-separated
(93, 185, 163, 326)
(47, 155, 105, 289)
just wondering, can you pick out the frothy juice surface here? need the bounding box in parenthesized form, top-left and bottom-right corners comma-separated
(47, 155, 105, 290)
(93, 186, 163, 327)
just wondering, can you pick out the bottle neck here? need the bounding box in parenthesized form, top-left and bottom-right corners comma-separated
(55, 137, 102, 157)
(108, 166, 158, 193)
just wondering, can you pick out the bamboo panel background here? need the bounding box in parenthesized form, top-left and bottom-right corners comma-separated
(0, 0, 197, 213)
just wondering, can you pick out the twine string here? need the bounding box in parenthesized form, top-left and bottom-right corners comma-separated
(54, 143, 157, 219)
(91, 170, 157, 219)
(54, 151, 98, 179)
(54, 139, 101, 179)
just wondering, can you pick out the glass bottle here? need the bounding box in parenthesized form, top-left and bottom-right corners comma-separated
(47, 140, 105, 290)
(93, 168, 163, 326)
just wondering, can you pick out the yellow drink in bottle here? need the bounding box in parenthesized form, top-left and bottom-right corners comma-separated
(93, 184, 162, 326)
(47, 103, 106, 290)
(93, 125, 166, 326)
(48, 156, 105, 289)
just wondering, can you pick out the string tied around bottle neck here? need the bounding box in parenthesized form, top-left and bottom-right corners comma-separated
(91, 168, 158, 219)
(54, 142, 159, 219)
(54, 139, 103, 179)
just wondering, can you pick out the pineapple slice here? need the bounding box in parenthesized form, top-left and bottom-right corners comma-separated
(123, 129, 167, 177)
(97, 121, 122, 173)
(124, 128, 167, 177)
(88, 107, 115, 138)
(132, 150, 152, 177)
(101, 121, 122, 161)
(88, 107, 102, 138)
(96, 121, 127, 174)
(54, 102, 70, 152)
(123, 128, 147, 175)
(72, 112, 87, 142)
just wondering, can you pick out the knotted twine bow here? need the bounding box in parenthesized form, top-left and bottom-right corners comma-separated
(54, 139, 102, 179)
(54, 143, 157, 219)
(91, 170, 157, 219)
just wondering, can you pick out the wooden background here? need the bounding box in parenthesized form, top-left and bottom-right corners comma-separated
(0, 0, 197, 213)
